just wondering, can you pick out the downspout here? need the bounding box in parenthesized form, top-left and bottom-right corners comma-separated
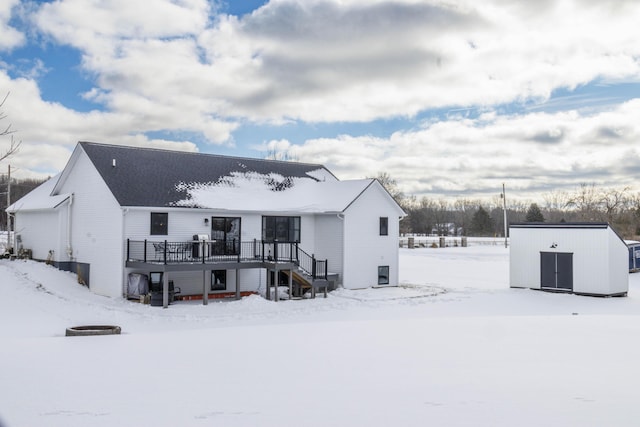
(122, 208, 129, 299)
(336, 213, 345, 288)
(66, 193, 74, 260)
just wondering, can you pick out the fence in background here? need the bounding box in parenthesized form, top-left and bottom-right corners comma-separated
(399, 235, 508, 248)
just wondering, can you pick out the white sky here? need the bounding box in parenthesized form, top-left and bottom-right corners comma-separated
(1, 0, 639, 201)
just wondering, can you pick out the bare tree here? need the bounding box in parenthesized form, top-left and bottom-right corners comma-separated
(565, 183, 603, 221)
(372, 172, 406, 207)
(1, 93, 21, 163)
(599, 187, 630, 223)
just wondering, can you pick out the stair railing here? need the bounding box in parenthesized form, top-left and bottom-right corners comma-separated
(296, 245, 328, 280)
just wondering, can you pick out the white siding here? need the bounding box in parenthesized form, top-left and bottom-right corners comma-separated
(342, 182, 401, 289)
(14, 208, 66, 261)
(313, 214, 344, 285)
(510, 225, 628, 296)
(608, 228, 629, 295)
(56, 151, 123, 297)
(123, 210, 268, 294)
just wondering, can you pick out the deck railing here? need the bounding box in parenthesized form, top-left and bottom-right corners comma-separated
(126, 239, 327, 279)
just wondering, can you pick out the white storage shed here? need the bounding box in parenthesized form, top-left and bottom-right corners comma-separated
(510, 223, 628, 297)
(627, 241, 640, 273)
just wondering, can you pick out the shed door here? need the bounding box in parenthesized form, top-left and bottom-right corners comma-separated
(540, 252, 573, 291)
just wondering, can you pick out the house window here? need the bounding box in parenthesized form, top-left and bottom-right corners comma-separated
(150, 212, 168, 235)
(211, 217, 241, 255)
(212, 270, 227, 291)
(380, 217, 389, 236)
(262, 216, 301, 242)
(378, 266, 390, 285)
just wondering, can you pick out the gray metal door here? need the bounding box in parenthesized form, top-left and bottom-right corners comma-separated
(540, 252, 573, 291)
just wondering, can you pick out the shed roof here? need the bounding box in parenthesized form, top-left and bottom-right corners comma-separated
(510, 222, 610, 229)
(510, 222, 626, 244)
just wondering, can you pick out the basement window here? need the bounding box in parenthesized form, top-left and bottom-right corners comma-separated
(378, 266, 390, 285)
(212, 270, 227, 291)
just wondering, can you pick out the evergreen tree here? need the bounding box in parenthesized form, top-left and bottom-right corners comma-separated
(469, 206, 494, 236)
(525, 203, 545, 222)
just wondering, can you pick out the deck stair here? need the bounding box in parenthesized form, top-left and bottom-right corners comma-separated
(283, 268, 331, 298)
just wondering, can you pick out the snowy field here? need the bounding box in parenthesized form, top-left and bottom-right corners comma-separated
(2, 246, 640, 427)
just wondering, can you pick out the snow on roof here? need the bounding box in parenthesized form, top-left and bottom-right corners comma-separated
(6, 174, 70, 212)
(173, 172, 374, 213)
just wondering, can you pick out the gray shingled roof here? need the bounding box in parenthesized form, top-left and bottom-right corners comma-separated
(79, 141, 334, 207)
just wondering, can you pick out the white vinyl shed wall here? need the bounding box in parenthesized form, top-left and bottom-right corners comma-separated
(509, 223, 628, 296)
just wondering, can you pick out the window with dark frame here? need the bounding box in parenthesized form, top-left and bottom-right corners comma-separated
(150, 212, 168, 235)
(262, 216, 301, 242)
(380, 217, 389, 236)
(211, 217, 241, 255)
(378, 266, 390, 285)
(212, 270, 227, 291)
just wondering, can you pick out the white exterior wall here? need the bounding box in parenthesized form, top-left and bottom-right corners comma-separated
(608, 228, 629, 295)
(13, 207, 66, 261)
(342, 183, 401, 289)
(123, 210, 290, 295)
(510, 226, 628, 296)
(313, 214, 344, 285)
(56, 151, 124, 297)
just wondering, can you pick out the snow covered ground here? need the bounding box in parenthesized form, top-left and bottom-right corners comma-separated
(2, 246, 640, 427)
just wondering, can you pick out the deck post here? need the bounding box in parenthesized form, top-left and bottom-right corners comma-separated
(288, 268, 293, 300)
(202, 269, 208, 305)
(162, 271, 169, 308)
(163, 240, 168, 265)
(312, 254, 316, 279)
(266, 269, 271, 300)
(236, 269, 241, 300)
(274, 266, 279, 302)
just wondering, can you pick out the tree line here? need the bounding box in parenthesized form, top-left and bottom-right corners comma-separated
(376, 174, 640, 239)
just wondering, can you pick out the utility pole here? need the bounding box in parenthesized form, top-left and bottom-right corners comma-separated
(6, 164, 11, 251)
(501, 183, 508, 248)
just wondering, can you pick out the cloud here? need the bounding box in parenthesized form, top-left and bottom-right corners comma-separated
(197, 0, 640, 122)
(276, 100, 640, 200)
(0, 70, 198, 179)
(0, 0, 24, 51)
(28, 0, 640, 128)
(1, 0, 640, 199)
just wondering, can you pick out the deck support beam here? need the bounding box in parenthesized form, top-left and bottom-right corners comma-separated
(265, 268, 271, 301)
(236, 269, 241, 300)
(274, 266, 279, 302)
(162, 272, 169, 308)
(202, 270, 208, 305)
